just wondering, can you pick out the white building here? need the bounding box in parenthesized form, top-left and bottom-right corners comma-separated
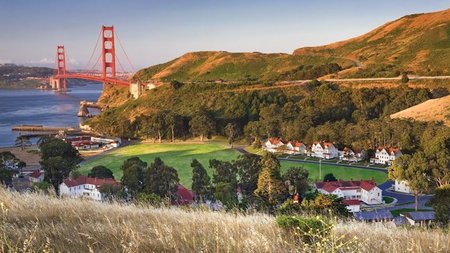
(316, 180, 383, 205)
(263, 138, 285, 153)
(394, 180, 411, 194)
(339, 147, 366, 162)
(28, 170, 44, 183)
(342, 199, 361, 212)
(286, 141, 307, 155)
(59, 176, 118, 201)
(371, 147, 402, 165)
(310, 141, 339, 159)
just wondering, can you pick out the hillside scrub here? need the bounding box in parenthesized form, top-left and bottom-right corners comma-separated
(1, 188, 449, 252)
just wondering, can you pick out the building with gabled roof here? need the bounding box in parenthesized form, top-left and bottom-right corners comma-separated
(310, 141, 339, 159)
(59, 176, 119, 201)
(28, 170, 44, 183)
(401, 211, 435, 226)
(316, 179, 382, 205)
(286, 141, 307, 155)
(370, 146, 402, 165)
(263, 138, 286, 153)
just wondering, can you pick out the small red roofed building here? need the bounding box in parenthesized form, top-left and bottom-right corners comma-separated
(172, 185, 195, 205)
(286, 141, 307, 155)
(371, 146, 402, 165)
(263, 138, 286, 153)
(310, 141, 339, 159)
(342, 199, 361, 212)
(28, 170, 44, 183)
(59, 176, 119, 201)
(316, 179, 382, 205)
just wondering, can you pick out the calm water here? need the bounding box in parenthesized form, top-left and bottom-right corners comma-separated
(0, 84, 102, 147)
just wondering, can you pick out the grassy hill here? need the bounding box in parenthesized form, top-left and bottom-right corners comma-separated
(294, 9, 450, 77)
(134, 51, 353, 82)
(390, 95, 450, 126)
(134, 9, 450, 83)
(1, 188, 449, 252)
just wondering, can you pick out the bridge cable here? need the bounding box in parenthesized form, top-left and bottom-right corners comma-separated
(85, 30, 102, 71)
(115, 31, 146, 85)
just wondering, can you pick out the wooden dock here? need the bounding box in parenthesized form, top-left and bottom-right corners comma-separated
(12, 125, 78, 132)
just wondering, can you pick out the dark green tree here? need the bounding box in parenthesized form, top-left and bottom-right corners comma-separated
(214, 182, 237, 208)
(120, 157, 147, 197)
(235, 154, 261, 196)
(224, 123, 238, 148)
(41, 156, 73, 194)
(191, 159, 211, 202)
(429, 185, 450, 225)
(323, 173, 337, 182)
(88, 165, 115, 179)
(144, 157, 180, 198)
(0, 165, 13, 185)
(210, 159, 237, 186)
(189, 109, 215, 142)
(282, 167, 309, 195)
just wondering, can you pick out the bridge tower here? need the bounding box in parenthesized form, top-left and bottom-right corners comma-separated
(101, 26, 116, 79)
(56, 45, 67, 90)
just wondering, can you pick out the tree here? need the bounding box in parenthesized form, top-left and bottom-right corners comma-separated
(165, 111, 180, 142)
(214, 182, 237, 208)
(38, 137, 81, 195)
(41, 156, 73, 194)
(282, 167, 309, 195)
(224, 123, 238, 148)
(301, 193, 349, 217)
(144, 157, 180, 199)
(244, 121, 262, 146)
(429, 185, 450, 225)
(191, 159, 211, 202)
(88, 165, 115, 179)
(189, 109, 215, 142)
(254, 152, 287, 209)
(0, 165, 13, 185)
(389, 153, 431, 211)
(323, 173, 337, 182)
(210, 159, 237, 186)
(401, 72, 409, 83)
(121, 157, 147, 197)
(235, 154, 261, 196)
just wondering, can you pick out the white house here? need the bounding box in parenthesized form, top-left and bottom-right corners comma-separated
(394, 180, 411, 194)
(342, 199, 361, 213)
(286, 141, 307, 155)
(316, 180, 383, 205)
(371, 147, 402, 165)
(310, 141, 339, 159)
(339, 147, 366, 162)
(59, 176, 118, 201)
(263, 138, 286, 153)
(28, 170, 44, 183)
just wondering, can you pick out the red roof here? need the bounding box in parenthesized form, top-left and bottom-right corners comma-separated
(314, 141, 335, 149)
(268, 137, 282, 145)
(290, 141, 305, 148)
(63, 176, 118, 189)
(316, 180, 378, 193)
(30, 170, 43, 178)
(343, 199, 360, 206)
(173, 185, 194, 205)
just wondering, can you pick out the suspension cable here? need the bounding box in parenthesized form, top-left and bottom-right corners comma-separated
(84, 30, 102, 71)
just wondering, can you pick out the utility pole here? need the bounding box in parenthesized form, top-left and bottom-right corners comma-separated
(319, 158, 322, 180)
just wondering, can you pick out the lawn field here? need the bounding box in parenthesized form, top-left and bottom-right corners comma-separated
(279, 161, 387, 184)
(79, 143, 388, 188)
(78, 142, 241, 188)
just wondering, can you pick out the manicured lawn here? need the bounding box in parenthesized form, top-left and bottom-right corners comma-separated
(78, 142, 240, 188)
(383, 196, 394, 204)
(279, 161, 388, 184)
(390, 208, 429, 217)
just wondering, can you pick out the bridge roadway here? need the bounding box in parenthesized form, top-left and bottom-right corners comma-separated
(53, 73, 131, 86)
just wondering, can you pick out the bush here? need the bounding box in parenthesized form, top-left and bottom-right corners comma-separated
(276, 215, 333, 244)
(277, 199, 302, 215)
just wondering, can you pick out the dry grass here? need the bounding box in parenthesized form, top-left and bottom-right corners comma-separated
(0, 188, 449, 253)
(390, 95, 450, 126)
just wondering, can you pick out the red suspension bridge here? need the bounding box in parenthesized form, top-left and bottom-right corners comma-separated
(50, 25, 148, 96)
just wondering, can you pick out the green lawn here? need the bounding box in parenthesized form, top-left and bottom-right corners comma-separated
(280, 161, 387, 184)
(78, 142, 240, 188)
(383, 196, 394, 204)
(79, 143, 388, 189)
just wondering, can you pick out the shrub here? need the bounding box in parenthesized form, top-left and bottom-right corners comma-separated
(276, 215, 333, 244)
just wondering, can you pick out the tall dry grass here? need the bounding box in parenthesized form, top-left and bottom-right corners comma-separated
(0, 188, 448, 253)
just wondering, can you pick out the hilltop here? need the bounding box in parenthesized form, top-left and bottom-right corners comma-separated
(134, 9, 450, 83)
(294, 9, 450, 78)
(390, 95, 450, 126)
(1, 188, 449, 252)
(0, 64, 53, 88)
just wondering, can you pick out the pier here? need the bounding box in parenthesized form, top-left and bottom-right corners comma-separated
(78, 100, 102, 117)
(12, 125, 78, 132)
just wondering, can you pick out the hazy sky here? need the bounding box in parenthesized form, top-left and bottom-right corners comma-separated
(1, 0, 449, 70)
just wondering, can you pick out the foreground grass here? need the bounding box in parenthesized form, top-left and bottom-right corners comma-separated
(78, 142, 240, 187)
(1, 189, 449, 253)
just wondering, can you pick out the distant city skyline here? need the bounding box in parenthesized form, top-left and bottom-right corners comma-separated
(1, 0, 449, 70)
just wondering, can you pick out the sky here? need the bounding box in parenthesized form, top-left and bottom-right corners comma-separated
(0, 0, 449, 70)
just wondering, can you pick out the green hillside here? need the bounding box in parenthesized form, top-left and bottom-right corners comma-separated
(293, 9, 450, 77)
(134, 51, 353, 83)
